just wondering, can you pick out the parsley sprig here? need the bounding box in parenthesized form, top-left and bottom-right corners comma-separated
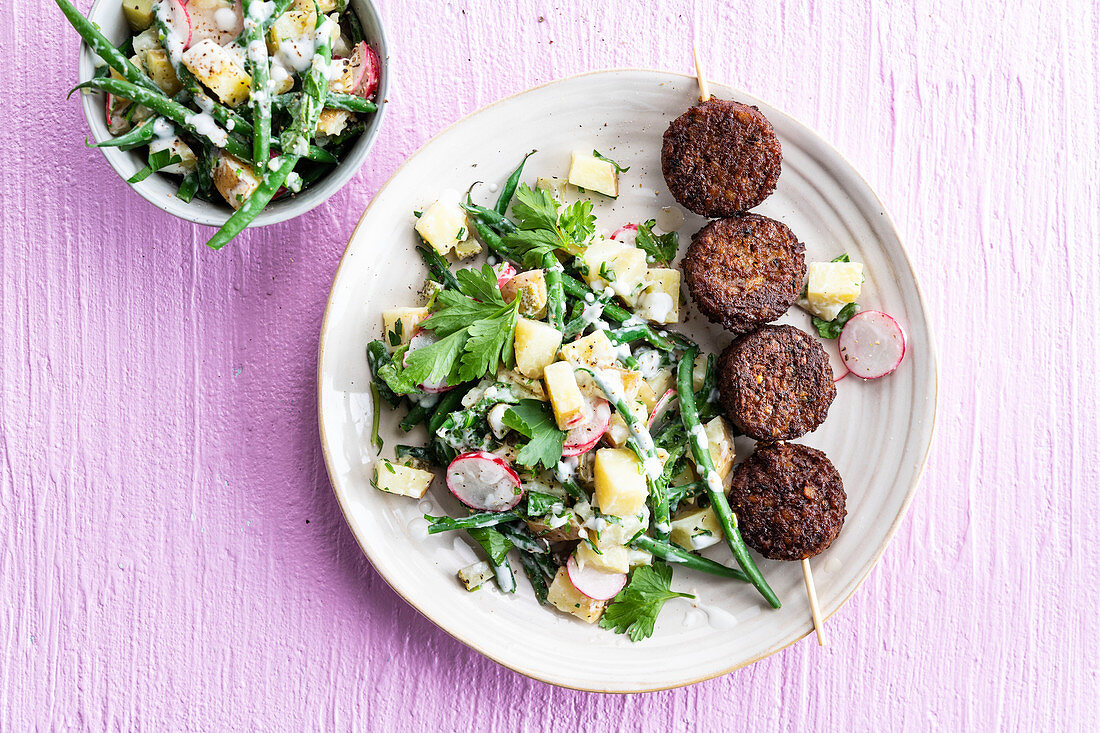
(503, 184, 596, 266)
(502, 400, 567, 470)
(599, 563, 694, 642)
(634, 219, 679, 265)
(388, 264, 521, 393)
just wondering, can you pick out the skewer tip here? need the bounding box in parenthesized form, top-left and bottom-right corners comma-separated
(801, 558, 827, 646)
(692, 39, 711, 103)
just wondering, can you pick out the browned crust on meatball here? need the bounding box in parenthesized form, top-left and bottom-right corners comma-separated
(728, 443, 846, 561)
(662, 98, 782, 217)
(718, 324, 836, 441)
(682, 214, 806, 335)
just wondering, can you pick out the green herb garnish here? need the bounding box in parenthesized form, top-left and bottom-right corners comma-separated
(812, 302, 859, 339)
(634, 219, 678, 265)
(599, 564, 694, 642)
(593, 149, 630, 172)
(502, 400, 567, 470)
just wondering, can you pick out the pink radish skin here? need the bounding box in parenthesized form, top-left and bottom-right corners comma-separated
(838, 310, 906, 379)
(446, 451, 524, 512)
(165, 0, 193, 48)
(185, 0, 239, 46)
(646, 389, 678, 430)
(610, 223, 637, 241)
(494, 262, 517, 289)
(353, 44, 380, 99)
(404, 333, 454, 393)
(566, 555, 628, 601)
(562, 399, 610, 457)
(342, 42, 369, 92)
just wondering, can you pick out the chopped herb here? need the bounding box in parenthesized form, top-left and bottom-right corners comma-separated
(526, 490, 563, 517)
(127, 148, 183, 183)
(831, 253, 851, 262)
(812, 302, 859, 339)
(592, 149, 630, 173)
(502, 400, 567, 470)
(369, 383, 384, 453)
(599, 261, 617, 282)
(413, 210, 423, 218)
(634, 219, 679, 265)
(467, 526, 514, 565)
(599, 563, 694, 642)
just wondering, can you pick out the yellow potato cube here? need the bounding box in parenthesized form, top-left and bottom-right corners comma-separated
(316, 108, 352, 137)
(575, 541, 630, 574)
(374, 460, 434, 499)
(559, 330, 616, 369)
(543, 361, 584, 429)
(645, 368, 675, 405)
(143, 49, 182, 96)
(806, 261, 864, 321)
(547, 567, 606, 623)
(213, 153, 261, 210)
(415, 200, 469, 256)
(453, 237, 482, 259)
(514, 319, 563, 379)
(182, 39, 251, 107)
(636, 378, 657, 412)
(670, 506, 722, 551)
(692, 353, 708, 392)
(122, 0, 154, 31)
(381, 307, 429, 349)
(636, 269, 680, 324)
(594, 448, 648, 517)
(293, 0, 337, 12)
(458, 561, 494, 591)
(688, 416, 735, 479)
(580, 239, 648, 302)
(501, 270, 548, 318)
(267, 10, 315, 54)
(568, 150, 619, 197)
(604, 400, 647, 448)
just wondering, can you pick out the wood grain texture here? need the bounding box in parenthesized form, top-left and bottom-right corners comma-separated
(1, 0, 1096, 728)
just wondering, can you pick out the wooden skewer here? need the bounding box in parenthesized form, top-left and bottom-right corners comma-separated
(801, 558, 827, 646)
(692, 38, 711, 102)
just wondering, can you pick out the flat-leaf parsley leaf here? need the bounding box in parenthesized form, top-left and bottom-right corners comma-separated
(599, 563, 694, 642)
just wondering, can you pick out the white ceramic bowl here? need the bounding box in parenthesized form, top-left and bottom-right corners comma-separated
(75, 0, 389, 228)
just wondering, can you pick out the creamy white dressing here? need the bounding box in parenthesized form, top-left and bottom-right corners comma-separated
(185, 111, 228, 147)
(247, 0, 276, 23)
(637, 291, 674, 323)
(634, 350, 662, 380)
(214, 6, 239, 31)
(487, 403, 510, 439)
(155, 0, 187, 66)
(152, 117, 175, 140)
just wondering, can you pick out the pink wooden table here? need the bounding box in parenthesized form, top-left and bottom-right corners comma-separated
(3, 0, 1096, 728)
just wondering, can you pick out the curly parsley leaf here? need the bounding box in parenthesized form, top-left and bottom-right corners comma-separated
(811, 301, 859, 339)
(467, 527, 514, 565)
(593, 149, 630, 173)
(635, 219, 679, 265)
(599, 563, 694, 642)
(502, 400, 567, 470)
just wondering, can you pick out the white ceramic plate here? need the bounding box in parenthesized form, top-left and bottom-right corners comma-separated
(317, 69, 938, 692)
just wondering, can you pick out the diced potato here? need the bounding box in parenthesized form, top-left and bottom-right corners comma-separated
(547, 567, 606, 623)
(414, 200, 469, 256)
(373, 460, 434, 499)
(645, 368, 675, 405)
(316, 108, 352, 137)
(536, 176, 567, 200)
(453, 237, 482, 259)
(267, 10, 315, 55)
(501, 270, 548, 318)
(692, 353, 708, 391)
(577, 366, 643, 404)
(189, 0, 243, 45)
(688, 416, 735, 479)
(381, 307, 429, 350)
(635, 269, 680, 324)
(498, 369, 548, 401)
(559, 330, 616, 369)
(580, 239, 648, 301)
(122, 0, 155, 31)
(293, 0, 337, 12)
(670, 506, 722, 551)
(604, 400, 647, 447)
(213, 153, 261, 210)
(182, 39, 251, 106)
(805, 261, 864, 321)
(143, 49, 182, 95)
(131, 28, 160, 59)
(148, 136, 197, 176)
(636, 379, 657, 412)
(543, 360, 584, 429)
(568, 150, 618, 197)
(458, 561, 494, 591)
(575, 541, 630, 574)
(594, 448, 647, 517)
(514, 318, 562, 379)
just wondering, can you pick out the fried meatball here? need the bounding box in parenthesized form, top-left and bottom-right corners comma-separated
(682, 214, 806, 335)
(718, 324, 835, 441)
(728, 443, 846, 561)
(662, 98, 782, 217)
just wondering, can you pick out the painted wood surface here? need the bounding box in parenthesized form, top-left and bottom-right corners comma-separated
(2, 0, 1096, 728)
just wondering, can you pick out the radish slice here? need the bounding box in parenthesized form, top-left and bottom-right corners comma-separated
(838, 310, 906, 379)
(446, 451, 524, 511)
(610, 223, 637, 241)
(163, 0, 193, 49)
(563, 399, 610, 456)
(566, 555, 627, 600)
(646, 389, 678, 430)
(404, 332, 454, 393)
(342, 42, 369, 92)
(494, 262, 517, 289)
(346, 42, 380, 99)
(186, 0, 239, 46)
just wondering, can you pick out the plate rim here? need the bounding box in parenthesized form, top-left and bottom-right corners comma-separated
(316, 67, 940, 693)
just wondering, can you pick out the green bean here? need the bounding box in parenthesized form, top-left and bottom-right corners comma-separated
(542, 252, 565, 330)
(606, 325, 675, 352)
(325, 92, 379, 114)
(560, 274, 671, 344)
(427, 384, 473, 436)
(425, 512, 519, 534)
(678, 347, 780, 609)
(395, 444, 433, 464)
(176, 173, 199, 203)
(369, 383, 384, 452)
(86, 116, 157, 150)
(517, 551, 555, 604)
(630, 535, 749, 583)
(497, 522, 550, 554)
(495, 149, 535, 215)
(694, 352, 719, 422)
(666, 480, 705, 510)
(399, 401, 433, 432)
(346, 2, 366, 43)
(55, 0, 160, 94)
(415, 244, 460, 291)
(462, 202, 517, 236)
(72, 77, 251, 161)
(241, 2, 272, 167)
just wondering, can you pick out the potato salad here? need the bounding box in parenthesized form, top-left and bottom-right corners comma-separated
(367, 151, 783, 641)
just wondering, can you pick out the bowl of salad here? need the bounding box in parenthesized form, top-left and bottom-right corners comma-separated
(64, 0, 388, 248)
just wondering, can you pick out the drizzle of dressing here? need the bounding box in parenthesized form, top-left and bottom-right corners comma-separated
(655, 206, 685, 232)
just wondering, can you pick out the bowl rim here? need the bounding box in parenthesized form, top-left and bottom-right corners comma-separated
(315, 67, 941, 692)
(75, 0, 390, 229)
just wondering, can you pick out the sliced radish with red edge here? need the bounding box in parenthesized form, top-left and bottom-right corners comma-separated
(404, 332, 454, 393)
(350, 43, 380, 99)
(838, 310, 906, 379)
(494, 262, 517, 289)
(446, 451, 524, 512)
(610, 223, 637, 241)
(164, 0, 193, 48)
(566, 554, 627, 600)
(563, 399, 610, 456)
(646, 388, 678, 430)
